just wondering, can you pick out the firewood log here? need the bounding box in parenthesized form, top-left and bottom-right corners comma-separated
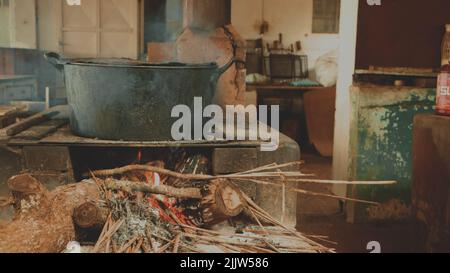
(73, 201, 109, 230)
(7, 174, 49, 218)
(200, 179, 245, 227)
(103, 179, 203, 199)
(0, 175, 100, 253)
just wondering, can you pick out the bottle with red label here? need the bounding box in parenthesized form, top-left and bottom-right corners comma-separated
(436, 61, 450, 116)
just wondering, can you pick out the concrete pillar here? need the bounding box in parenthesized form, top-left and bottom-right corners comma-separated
(332, 0, 359, 199)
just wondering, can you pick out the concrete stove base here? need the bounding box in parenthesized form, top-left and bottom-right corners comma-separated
(1, 127, 300, 227)
(213, 133, 300, 228)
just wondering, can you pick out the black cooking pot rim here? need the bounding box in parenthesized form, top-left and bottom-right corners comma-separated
(66, 58, 218, 69)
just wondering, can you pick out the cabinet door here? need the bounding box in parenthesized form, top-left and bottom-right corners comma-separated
(59, 0, 139, 59)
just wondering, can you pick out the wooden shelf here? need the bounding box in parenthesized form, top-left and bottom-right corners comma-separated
(355, 69, 438, 78)
(247, 83, 325, 92)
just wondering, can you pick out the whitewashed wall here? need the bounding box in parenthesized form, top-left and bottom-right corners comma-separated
(0, 0, 37, 49)
(37, 0, 60, 52)
(0, 5, 10, 47)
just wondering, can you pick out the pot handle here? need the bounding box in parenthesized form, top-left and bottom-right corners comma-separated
(44, 52, 65, 70)
(217, 58, 236, 76)
(211, 58, 245, 83)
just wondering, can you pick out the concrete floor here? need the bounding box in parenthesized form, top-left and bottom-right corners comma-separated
(296, 152, 427, 253)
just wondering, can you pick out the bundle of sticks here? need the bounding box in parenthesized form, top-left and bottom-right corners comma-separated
(88, 161, 396, 206)
(83, 160, 394, 253)
(88, 177, 334, 253)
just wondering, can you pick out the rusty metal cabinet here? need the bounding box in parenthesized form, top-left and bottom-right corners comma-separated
(346, 86, 436, 223)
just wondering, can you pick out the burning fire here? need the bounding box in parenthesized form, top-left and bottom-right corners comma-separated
(126, 151, 194, 226)
(136, 149, 142, 164)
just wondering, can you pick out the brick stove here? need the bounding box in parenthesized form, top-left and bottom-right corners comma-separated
(0, 105, 301, 227)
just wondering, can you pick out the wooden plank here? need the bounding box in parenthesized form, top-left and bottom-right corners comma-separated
(0, 106, 20, 129)
(14, 119, 68, 140)
(3, 104, 265, 148)
(355, 69, 437, 78)
(4, 106, 67, 136)
(0, 75, 37, 81)
(6, 111, 55, 136)
(247, 84, 326, 92)
(0, 106, 18, 118)
(0, 131, 12, 143)
(7, 126, 264, 148)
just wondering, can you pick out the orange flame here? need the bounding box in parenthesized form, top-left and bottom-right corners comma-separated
(136, 149, 142, 164)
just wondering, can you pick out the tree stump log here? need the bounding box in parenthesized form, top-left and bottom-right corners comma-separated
(0, 175, 100, 253)
(7, 175, 49, 218)
(201, 179, 245, 226)
(73, 201, 109, 230)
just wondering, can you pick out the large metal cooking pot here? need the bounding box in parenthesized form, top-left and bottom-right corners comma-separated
(45, 52, 235, 141)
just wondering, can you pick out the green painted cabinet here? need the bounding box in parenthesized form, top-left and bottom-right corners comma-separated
(347, 85, 436, 223)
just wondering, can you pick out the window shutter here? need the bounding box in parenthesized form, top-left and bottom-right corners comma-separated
(312, 0, 340, 34)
